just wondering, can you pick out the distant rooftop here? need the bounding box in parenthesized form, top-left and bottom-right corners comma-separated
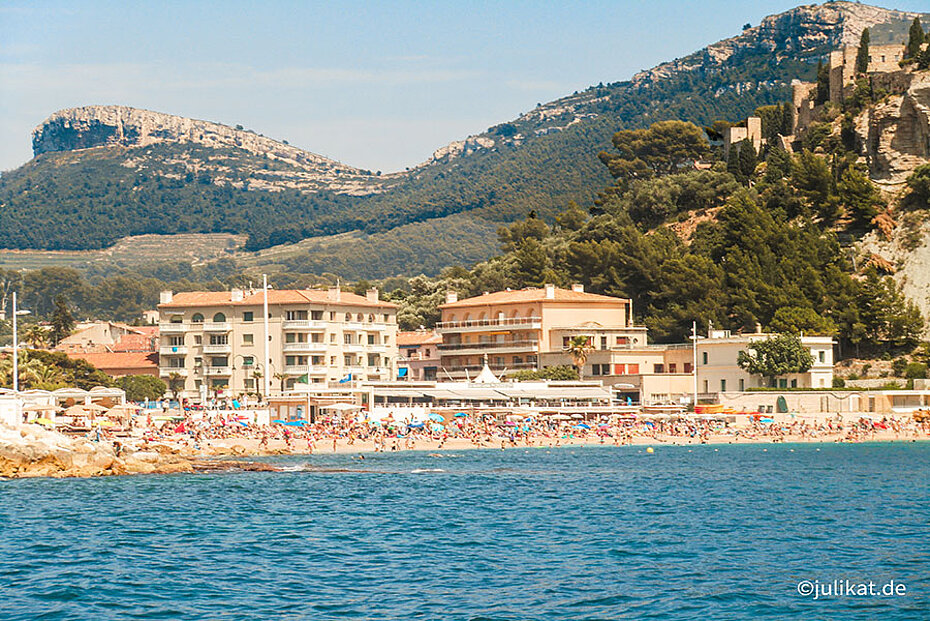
(440, 285, 629, 309)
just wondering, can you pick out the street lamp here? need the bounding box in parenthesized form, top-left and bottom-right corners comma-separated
(11, 293, 31, 393)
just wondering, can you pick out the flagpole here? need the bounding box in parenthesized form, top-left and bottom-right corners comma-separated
(692, 320, 698, 411)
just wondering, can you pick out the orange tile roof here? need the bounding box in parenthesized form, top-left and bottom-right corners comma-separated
(440, 287, 629, 309)
(67, 352, 159, 373)
(396, 330, 442, 346)
(159, 289, 396, 309)
(112, 334, 156, 352)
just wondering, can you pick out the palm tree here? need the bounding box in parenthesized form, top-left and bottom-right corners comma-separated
(22, 325, 49, 349)
(566, 335, 594, 381)
(273, 371, 287, 394)
(252, 369, 263, 401)
(168, 372, 184, 400)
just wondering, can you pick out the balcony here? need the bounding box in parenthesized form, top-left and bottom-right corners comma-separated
(159, 368, 188, 377)
(438, 340, 539, 356)
(160, 323, 188, 333)
(202, 322, 231, 332)
(203, 344, 232, 354)
(204, 366, 231, 376)
(283, 365, 328, 375)
(282, 319, 328, 330)
(436, 317, 542, 332)
(160, 346, 188, 356)
(283, 341, 328, 353)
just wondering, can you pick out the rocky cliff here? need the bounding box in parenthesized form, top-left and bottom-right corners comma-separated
(633, 2, 924, 86)
(32, 106, 392, 195)
(858, 72, 930, 184)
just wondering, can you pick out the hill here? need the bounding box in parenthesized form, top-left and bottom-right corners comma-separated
(1, 1, 927, 279)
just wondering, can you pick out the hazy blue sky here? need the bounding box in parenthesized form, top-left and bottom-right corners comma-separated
(1, 1, 927, 172)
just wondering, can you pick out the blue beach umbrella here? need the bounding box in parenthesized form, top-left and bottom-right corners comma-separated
(272, 419, 286, 424)
(408, 422, 425, 428)
(428, 413, 444, 422)
(454, 412, 468, 418)
(573, 423, 591, 430)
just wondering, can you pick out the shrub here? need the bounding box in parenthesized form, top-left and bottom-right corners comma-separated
(892, 358, 908, 376)
(904, 362, 928, 379)
(832, 377, 846, 388)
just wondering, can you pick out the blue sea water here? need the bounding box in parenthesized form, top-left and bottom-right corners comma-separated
(1, 443, 929, 620)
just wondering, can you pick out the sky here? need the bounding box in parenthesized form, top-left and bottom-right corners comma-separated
(2, 0, 928, 173)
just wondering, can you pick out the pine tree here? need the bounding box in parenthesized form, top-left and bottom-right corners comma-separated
(815, 59, 830, 105)
(855, 28, 870, 74)
(49, 294, 75, 346)
(738, 138, 757, 181)
(906, 17, 924, 59)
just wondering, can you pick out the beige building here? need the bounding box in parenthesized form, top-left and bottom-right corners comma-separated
(437, 284, 646, 380)
(723, 116, 762, 159)
(829, 43, 905, 102)
(157, 287, 397, 401)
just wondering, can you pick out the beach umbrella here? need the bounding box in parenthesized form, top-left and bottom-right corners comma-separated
(24, 404, 59, 413)
(322, 403, 361, 411)
(236, 421, 248, 427)
(570, 414, 584, 420)
(35, 417, 55, 426)
(549, 414, 571, 421)
(408, 422, 424, 428)
(272, 419, 286, 424)
(573, 423, 591, 430)
(428, 413, 444, 422)
(63, 404, 89, 417)
(454, 412, 468, 418)
(284, 420, 307, 426)
(85, 403, 110, 412)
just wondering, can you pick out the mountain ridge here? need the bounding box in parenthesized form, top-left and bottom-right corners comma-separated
(2, 1, 928, 279)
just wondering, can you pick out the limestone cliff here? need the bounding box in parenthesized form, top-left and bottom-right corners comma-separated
(32, 106, 394, 195)
(633, 2, 925, 87)
(858, 72, 930, 184)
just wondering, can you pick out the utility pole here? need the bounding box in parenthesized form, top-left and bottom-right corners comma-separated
(263, 274, 271, 400)
(691, 320, 698, 412)
(12, 292, 18, 393)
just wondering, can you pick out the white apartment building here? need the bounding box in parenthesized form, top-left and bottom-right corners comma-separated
(695, 327, 835, 395)
(157, 287, 398, 401)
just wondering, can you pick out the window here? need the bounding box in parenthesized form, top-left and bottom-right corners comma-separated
(367, 354, 379, 367)
(344, 333, 353, 344)
(329, 312, 335, 320)
(330, 356, 336, 365)
(243, 311, 254, 322)
(791, 379, 798, 388)
(654, 364, 665, 374)
(614, 364, 626, 375)
(212, 313, 226, 323)
(194, 335, 202, 345)
(243, 334, 253, 345)
(311, 310, 323, 320)
(818, 351, 825, 363)
(209, 334, 227, 345)
(191, 313, 204, 323)
(702, 352, 708, 365)
(368, 314, 375, 323)
(668, 364, 677, 373)
(616, 336, 628, 346)
(244, 378, 255, 389)
(720, 379, 726, 391)
(627, 364, 639, 374)
(194, 357, 202, 367)
(779, 378, 788, 389)
(311, 333, 323, 343)
(345, 313, 352, 322)
(169, 336, 184, 346)
(600, 336, 608, 350)
(344, 354, 353, 366)
(367, 334, 375, 345)
(739, 379, 744, 391)
(285, 310, 307, 321)
(330, 333, 336, 343)
(356, 314, 364, 322)
(684, 363, 692, 373)
(211, 356, 228, 367)
(243, 356, 254, 367)
(311, 356, 323, 365)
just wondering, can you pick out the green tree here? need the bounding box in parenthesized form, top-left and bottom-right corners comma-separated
(509, 365, 579, 381)
(837, 164, 883, 227)
(117, 375, 168, 401)
(815, 59, 830, 105)
(855, 28, 870, 74)
(738, 138, 757, 181)
(769, 306, 837, 336)
(905, 164, 930, 208)
(599, 120, 709, 184)
(565, 335, 594, 381)
(906, 17, 924, 59)
(49, 294, 75, 346)
(737, 333, 815, 387)
(22, 324, 49, 349)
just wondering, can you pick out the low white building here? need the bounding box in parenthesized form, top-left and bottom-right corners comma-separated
(696, 328, 834, 395)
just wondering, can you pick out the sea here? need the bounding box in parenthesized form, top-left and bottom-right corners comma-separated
(1, 442, 928, 620)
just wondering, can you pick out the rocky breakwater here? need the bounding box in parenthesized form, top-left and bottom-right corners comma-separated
(0, 424, 276, 479)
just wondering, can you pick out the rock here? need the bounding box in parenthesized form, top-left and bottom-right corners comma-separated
(859, 72, 930, 183)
